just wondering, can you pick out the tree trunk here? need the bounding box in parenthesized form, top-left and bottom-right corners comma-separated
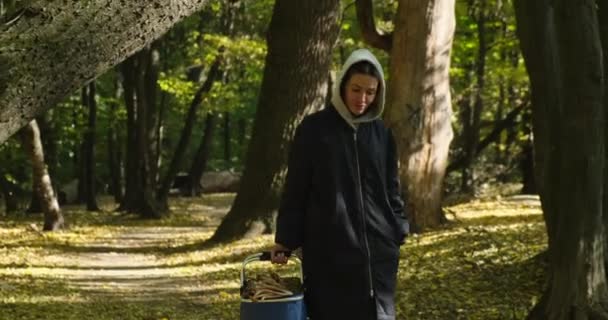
(77, 86, 88, 204)
(459, 65, 474, 192)
(447, 102, 526, 174)
(134, 48, 161, 219)
(27, 114, 59, 213)
(108, 76, 123, 203)
(144, 44, 161, 187)
(598, 0, 608, 300)
(20, 120, 64, 231)
(520, 108, 536, 194)
(495, 19, 509, 166)
(0, 0, 211, 144)
(211, 0, 341, 242)
(118, 52, 160, 218)
(355, 0, 392, 52)
(237, 118, 246, 145)
(84, 81, 99, 211)
(515, 0, 608, 318)
(0, 172, 18, 214)
(118, 49, 163, 218)
(223, 112, 231, 167)
(384, 0, 456, 232)
(119, 56, 146, 214)
(157, 57, 222, 208)
(26, 178, 42, 213)
(37, 112, 58, 190)
(187, 113, 218, 196)
(461, 2, 487, 194)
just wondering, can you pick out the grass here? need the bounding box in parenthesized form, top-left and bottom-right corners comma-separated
(0, 192, 547, 319)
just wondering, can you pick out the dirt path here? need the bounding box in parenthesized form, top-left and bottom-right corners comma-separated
(39, 226, 214, 300)
(0, 194, 247, 309)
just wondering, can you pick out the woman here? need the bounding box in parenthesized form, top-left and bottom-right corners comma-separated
(271, 48, 409, 320)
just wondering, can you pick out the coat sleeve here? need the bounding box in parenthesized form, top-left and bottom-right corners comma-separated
(386, 128, 409, 243)
(275, 120, 312, 250)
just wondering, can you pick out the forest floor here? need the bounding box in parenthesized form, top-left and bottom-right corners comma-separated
(0, 184, 546, 320)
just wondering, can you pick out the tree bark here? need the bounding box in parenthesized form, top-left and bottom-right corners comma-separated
(118, 56, 140, 212)
(515, 0, 608, 318)
(20, 120, 64, 231)
(384, 0, 456, 232)
(37, 112, 58, 189)
(27, 114, 58, 213)
(223, 112, 231, 167)
(134, 48, 160, 219)
(144, 43, 161, 187)
(26, 178, 42, 213)
(210, 0, 341, 242)
(118, 48, 163, 218)
(77, 86, 88, 204)
(0, 0, 211, 144)
(107, 76, 123, 203)
(187, 113, 218, 196)
(598, 0, 608, 301)
(83, 81, 99, 211)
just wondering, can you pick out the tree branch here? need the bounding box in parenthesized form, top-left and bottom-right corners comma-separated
(355, 0, 392, 52)
(447, 99, 529, 173)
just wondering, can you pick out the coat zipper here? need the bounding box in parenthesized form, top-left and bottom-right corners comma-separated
(353, 131, 374, 299)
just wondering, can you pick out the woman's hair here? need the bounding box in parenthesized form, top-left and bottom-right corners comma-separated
(339, 60, 382, 105)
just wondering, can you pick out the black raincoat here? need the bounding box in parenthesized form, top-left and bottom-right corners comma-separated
(275, 103, 409, 320)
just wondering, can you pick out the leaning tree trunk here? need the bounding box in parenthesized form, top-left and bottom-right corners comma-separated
(26, 178, 43, 213)
(26, 114, 57, 213)
(37, 112, 58, 191)
(515, 0, 608, 318)
(384, 0, 456, 232)
(210, 0, 341, 242)
(187, 113, 218, 196)
(0, 0, 210, 144)
(20, 120, 64, 231)
(157, 57, 222, 209)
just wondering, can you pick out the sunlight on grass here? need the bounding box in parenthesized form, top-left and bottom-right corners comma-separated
(0, 193, 547, 319)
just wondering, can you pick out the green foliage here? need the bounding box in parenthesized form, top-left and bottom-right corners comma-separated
(447, 0, 530, 190)
(0, 0, 533, 207)
(0, 194, 545, 319)
(0, 0, 274, 190)
(151, 0, 271, 172)
(158, 75, 198, 107)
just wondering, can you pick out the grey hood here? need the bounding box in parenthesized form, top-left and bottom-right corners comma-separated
(330, 48, 386, 128)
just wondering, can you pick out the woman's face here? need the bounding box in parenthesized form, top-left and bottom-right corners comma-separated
(344, 73, 379, 116)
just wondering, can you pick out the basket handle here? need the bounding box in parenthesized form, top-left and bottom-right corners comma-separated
(240, 251, 302, 287)
(259, 250, 291, 261)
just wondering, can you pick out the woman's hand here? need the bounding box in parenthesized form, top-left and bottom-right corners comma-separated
(271, 243, 290, 264)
